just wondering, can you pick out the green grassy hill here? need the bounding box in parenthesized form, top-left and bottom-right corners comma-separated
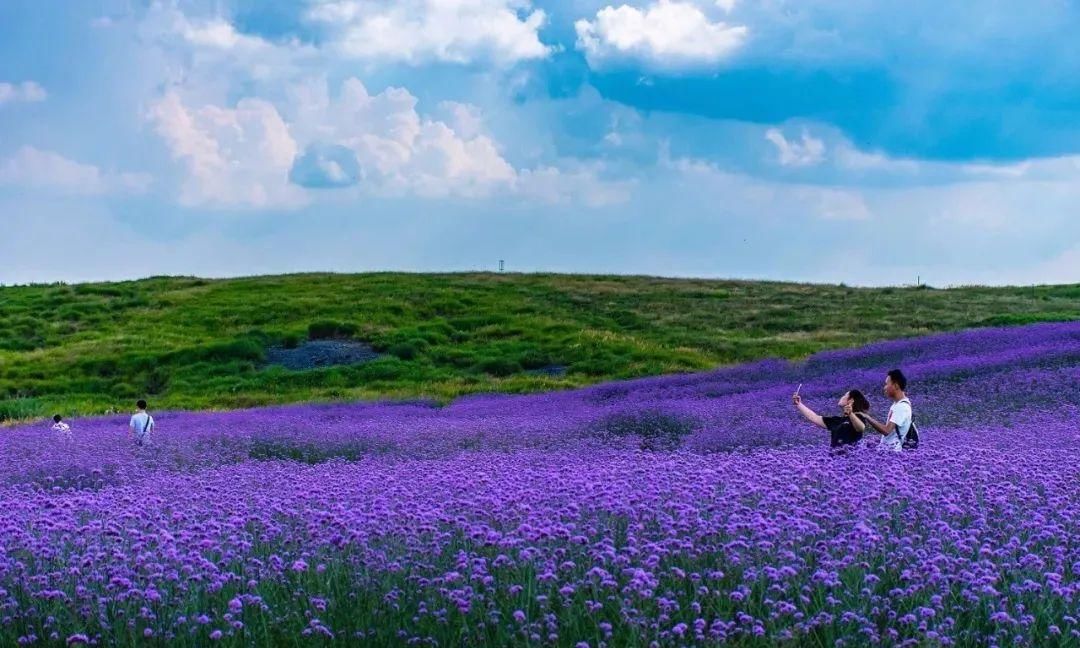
(2, 272, 1078, 420)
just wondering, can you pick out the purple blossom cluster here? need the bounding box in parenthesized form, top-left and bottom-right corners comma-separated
(1, 321, 1079, 645)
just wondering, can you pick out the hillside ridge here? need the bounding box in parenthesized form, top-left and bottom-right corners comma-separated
(2, 272, 1078, 420)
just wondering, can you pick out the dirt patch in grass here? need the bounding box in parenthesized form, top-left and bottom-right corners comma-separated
(265, 340, 382, 371)
(524, 364, 568, 377)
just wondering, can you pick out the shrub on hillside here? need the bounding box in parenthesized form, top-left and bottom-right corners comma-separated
(0, 398, 41, 422)
(473, 358, 523, 377)
(164, 339, 266, 366)
(307, 321, 358, 340)
(111, 382, 139, 399)
(355, 358, 410, 381)
(387, 340, 428, 361)
(77, 358, 120, 378)
(520, 350, 558, 370)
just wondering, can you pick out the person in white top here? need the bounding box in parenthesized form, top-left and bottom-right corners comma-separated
(52, 414, 72, 440)
(861, 369, 912, 452)
(129, 399, 154, 446)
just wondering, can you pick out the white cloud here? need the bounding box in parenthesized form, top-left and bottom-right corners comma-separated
(0, 146, 150, 195)
(177, 17, 275, 51)
(139, 5, 317, 92)
(296, 80, 631, 203)
(136, 7, 628, 207)
(132, 5, 626, 209)
(833, 144, 920, 174)
(406, 121, 518, 197)
(305, 0, 551, 65)
(147, 8, 280, 56)
(0, 81, 47, 105)
(149, 78, 627, 206)
(575, 0, 748, 71)
(146, 92, 306, 209)
(764, 128, 825, 167)
(437, 101, 485, 140)
(288, 77, 517, 198)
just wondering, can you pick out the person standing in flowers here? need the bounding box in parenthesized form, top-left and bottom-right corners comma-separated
(792, 389, 870, 449)
(51, 414, 72, 440)
(129, 399, 154, 446)
(861, 369, 913, 452)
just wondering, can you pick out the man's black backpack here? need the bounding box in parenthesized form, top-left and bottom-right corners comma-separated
(899, 399, 919, 450)
(902, 420, 919, 450)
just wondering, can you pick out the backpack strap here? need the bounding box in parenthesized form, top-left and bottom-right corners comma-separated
(893, 398, 910, 445)
(897, 398, 912, 445)
(142, 414, 152, 435)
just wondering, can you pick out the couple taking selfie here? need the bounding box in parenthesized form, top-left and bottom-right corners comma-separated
(792, 369, 918, 451)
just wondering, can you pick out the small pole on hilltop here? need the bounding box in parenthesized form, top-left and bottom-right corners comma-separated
(499, 260, 504, 272)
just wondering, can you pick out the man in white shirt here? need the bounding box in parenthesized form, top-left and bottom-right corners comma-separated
(129, 399, 154, 446)
(861, 369, 912, 452)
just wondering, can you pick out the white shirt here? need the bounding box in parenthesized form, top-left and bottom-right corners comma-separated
(52, 421, 71, 436)
(879, 398, 912, 452)
(130, 411, 154, 436)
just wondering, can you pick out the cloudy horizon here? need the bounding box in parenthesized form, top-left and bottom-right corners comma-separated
(2, 0, 1079, 287)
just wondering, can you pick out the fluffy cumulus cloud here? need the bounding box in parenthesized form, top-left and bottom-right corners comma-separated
(0, 81, 46, 105)
(146, 76, 628, 207)
(288, 77, 518, 198)
(139, 5, 317, 89)
(133, 6, 627, 208)
(0, 146, 150, 195)
(177, 16, 271, 51)
(290, 78, 631, 201)
(304, 0, 551, 65)
(146, 92, 305, 208)
(575, 0, 748, 70)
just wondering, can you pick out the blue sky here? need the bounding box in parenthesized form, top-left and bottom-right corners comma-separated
(2, 0, 1079, 286)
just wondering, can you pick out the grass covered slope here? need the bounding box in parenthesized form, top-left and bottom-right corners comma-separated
(1, 272, 1078, 418)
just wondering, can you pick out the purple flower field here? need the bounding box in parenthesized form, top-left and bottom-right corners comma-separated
(2, 322, 1080, 646)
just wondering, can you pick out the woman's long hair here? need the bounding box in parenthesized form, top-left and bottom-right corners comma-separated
(848, 389, 871, 413)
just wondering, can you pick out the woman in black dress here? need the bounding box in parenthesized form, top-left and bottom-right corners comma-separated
(792, 389, 870, 448)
